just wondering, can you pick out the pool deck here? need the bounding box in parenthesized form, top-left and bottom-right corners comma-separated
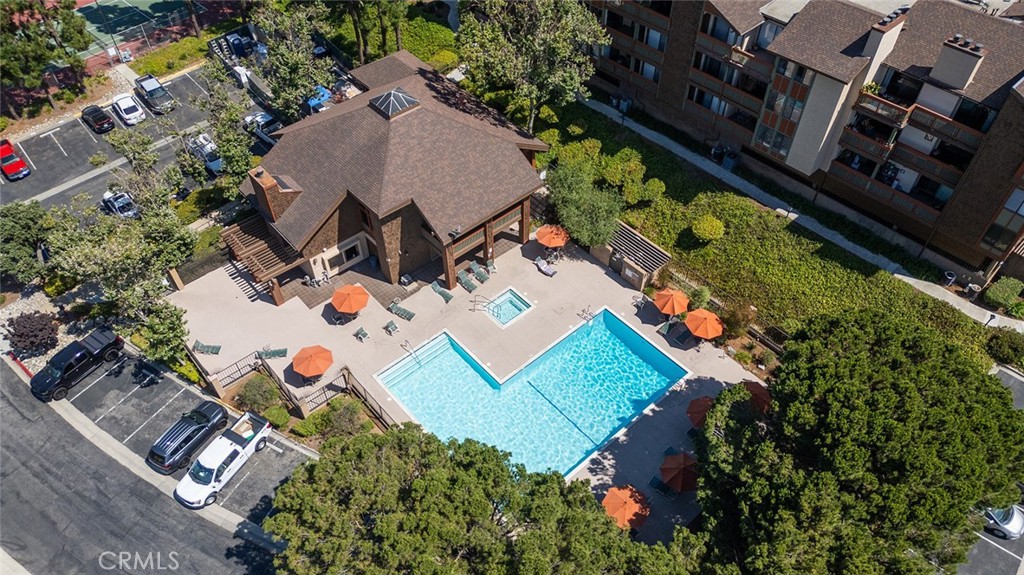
(169, 238, 757, 543)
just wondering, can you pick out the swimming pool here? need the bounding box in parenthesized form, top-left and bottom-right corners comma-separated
(485, 288, 532, 326)
(377, 309, 688, 474)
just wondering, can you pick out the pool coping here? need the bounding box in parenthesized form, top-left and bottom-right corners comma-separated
(484, 286, 535, 329)
(372, 306, 691, 475)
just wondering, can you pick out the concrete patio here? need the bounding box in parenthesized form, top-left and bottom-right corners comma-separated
(168, 236, 757, 543)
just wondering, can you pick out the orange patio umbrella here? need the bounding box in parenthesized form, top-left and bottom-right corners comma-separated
(331, 284, 370, 314)
(536, 224, 570, 248)
(292, 345, 334, 378)
(742, 380, 771, 415)
(602, 485, 650, 530)
(686, 396, 715, 428)
(660, 452, 699, 492)
(653, 288, 689, 316)
(685, 309, 724, 340)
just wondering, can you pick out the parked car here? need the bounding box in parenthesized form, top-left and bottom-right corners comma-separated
(30, 327, 125, 401)
(101, 190, 140, 219)
(112, 93, 146, 125)
(186, 133, 223, 175)
(243, 111, 282, 146)
(134, 74, 176, 114)
(0, 139, 30, 181)
(81, 105, 115, 134)
(174, 412, 272, 509)
(985, 505, 1024, 540)
(146, 401, 228, 474)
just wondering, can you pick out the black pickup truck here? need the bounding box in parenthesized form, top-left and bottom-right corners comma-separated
(31, 327, 125, 401)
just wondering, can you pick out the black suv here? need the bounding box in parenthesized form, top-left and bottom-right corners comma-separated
(146, 401, 228, 474)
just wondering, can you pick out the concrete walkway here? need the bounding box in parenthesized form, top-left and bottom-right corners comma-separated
(582, 98, 1024, 333)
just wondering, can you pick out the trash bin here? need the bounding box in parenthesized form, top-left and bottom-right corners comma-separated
(722, 151, 739, 172)
(965, 283, 981, 301)
(942, 271, 957, 286)
(610, 95, 620, 109)
(619, 97, 632, 113)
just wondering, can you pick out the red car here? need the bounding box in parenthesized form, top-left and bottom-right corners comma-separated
(0, 139, 30, 181)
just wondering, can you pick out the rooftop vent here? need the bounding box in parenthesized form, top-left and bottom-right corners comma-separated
(952, 33, 963, 43)
(963, 37, 974, 47)
(881, 16, 891, 24)
(971, 43, 985, 52)
(369, 87, 420, 119)
(899, 5, 909, 13)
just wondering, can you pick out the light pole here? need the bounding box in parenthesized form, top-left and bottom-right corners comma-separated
(95, 0, 120, 60)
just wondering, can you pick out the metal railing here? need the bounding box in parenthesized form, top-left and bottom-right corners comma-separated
(211, 351, 260, 389)
(343, 370, 399, 428)
(908, 106, 984, 151)
(839, 126, 894, 161)
(855, 92, 911, 125)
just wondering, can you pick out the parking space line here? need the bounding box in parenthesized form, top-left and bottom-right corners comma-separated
(110, 108, 126, 129)
(48, 133, 68, 157)
(123, 387, 186, 442)
(94, 376, 154, 423)
(185, 72, 209, 97)
(78, 118, 98, 143)
(70, 357, 129, 401)
(220, 470, 252, 504)
(39, 127, 60, 138)
(975, 533, 1024, 560)
(15, 142, 36, 170)
(266, 442, 283, 454)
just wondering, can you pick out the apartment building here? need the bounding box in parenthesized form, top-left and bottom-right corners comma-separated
(587, 0, 1024, 277)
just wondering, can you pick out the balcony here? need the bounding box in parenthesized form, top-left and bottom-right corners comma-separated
(828, 162, 940, 224)
(908, 106, 984, 151)
(633, 41, 664, 65)
(689, 68, 723, 93)
(839, 126, 894, 162)
(617, 1, 670, 30)
(722, 83, 764, 115)
(855, 91, 911, 126)
(889, 144, 963, 188)
(695, 32, 731, 60)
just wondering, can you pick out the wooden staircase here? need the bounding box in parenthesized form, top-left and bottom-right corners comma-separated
(220, 215, 303, 283)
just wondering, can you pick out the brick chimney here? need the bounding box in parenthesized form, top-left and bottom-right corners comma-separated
(249, 166, 302, 222)
(931, 33, 987, 91)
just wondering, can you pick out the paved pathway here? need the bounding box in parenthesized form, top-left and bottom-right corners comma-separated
(582, 98, 1024, 333)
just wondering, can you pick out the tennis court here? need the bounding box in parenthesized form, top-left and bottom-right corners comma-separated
(75, 0, 204, 57)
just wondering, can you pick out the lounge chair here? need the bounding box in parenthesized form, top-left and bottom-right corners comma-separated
(193, 340, 221, 355)
(469, 261, 489, 283)
(388, 299, 416, 321)
(534, 256, 557, 277)
(431, 280, 454, 303)
(648, 476, 678, 501)
(457, 270, 478, 292)
(486, 259, 496, 274)
(354, 327, 369, 342)
(657, 321, 673, 335)
(384, 320, 400, 336)
(632, 294, 649, 311)
(333, 311, 357, 325)
(258, 347, 288, 359)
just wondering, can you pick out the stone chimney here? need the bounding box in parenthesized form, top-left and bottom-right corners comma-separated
(931, 33, 987, 91)
(862, 7, 909, 83)
(249, 166, 302, 222)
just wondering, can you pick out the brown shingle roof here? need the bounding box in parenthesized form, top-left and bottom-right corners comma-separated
(247, 52, 547, 250)
(707, 0, 770, 35)
(884, 0, 1024, 108)
(348, 50, 423, 90)
(767, 0, 879, 82)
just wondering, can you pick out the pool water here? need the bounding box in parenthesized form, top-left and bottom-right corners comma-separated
(377, 310, 688, 474)
(486, 288, 532, 326)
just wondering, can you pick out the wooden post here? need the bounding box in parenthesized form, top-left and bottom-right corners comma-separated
(484, 220, 495, 263)
(443, 244, 457, 290)
(519, 197, 531, 244)
(270, 278, 285, 306)
(167, 268, 185, 291)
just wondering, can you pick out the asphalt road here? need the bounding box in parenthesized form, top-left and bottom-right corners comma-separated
(0, 361, 275, 575)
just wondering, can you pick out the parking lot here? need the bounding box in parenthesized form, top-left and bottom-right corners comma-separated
(0, 71, 219, 205)
(67, 353, 309, 523)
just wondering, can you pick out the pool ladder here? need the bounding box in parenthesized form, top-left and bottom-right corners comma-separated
(401, 339, 422, 365)
(578, 305, 595, 320)
(470, 294, 493, 312)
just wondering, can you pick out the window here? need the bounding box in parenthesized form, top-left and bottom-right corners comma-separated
(754, 125, 790, 156)
(775, 59, 815, 85)
(758, 21, 782, 48)
(344, 243, 360, 262)
(982, 188, 1024, 252)
(359, 204, 373, 232)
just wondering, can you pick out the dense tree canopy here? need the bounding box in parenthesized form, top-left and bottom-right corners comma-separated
(699, 309, 1024, 575)
(458, 0, 608, 133)
(0, 201, 48, 282)
(266, 424, 707, 575)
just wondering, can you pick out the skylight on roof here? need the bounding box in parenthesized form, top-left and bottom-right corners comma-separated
(369, 87, 419, 119)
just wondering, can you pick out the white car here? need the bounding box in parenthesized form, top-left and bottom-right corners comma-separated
(984, 505, 1024, 540)
(186, 133, 223, 175)
(174, 412, 271, 509)
(112, 93, 146, 125)
(243, 111, 282, 146)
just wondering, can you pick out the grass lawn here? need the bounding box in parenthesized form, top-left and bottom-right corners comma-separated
(128, 19, 242, 78)
(533, 102, 991, 364)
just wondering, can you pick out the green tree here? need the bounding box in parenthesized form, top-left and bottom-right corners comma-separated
(547, 162, 622, 247)
(0, 201, 48, 282)
(190, 66, 255, 187)
(139, 302, 188, 364)
(700, 310, 1024, 575)
(252, 2, 334, 123)
(458, 0, 608, 133)
(373, 0, 407, 54)
(105, 129, 158, 174)
(236, 373, 279, 412)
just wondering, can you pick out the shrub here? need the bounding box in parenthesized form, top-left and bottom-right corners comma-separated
(5, 311, 58, 354)
(291, 410, 331, 437)
(325, 396, 373, 437)
(722, 303, 757, 339)
(129, 36, 209, 77)
(263, 405, 292, 429)
(567, 120, 587, 136)
(1007, 301, 1024, 319)
(171, 359, 202, 384)
(56, 89, 78, 104)
(688, 286, 711, 310)
(236, 373, 280, 412)
(759, 349, 777, 366)
(984, 277, 1024, 309)
(536, 128, 561, 148)
(427, 49, 459, 73)
(734, 351, 753, 365)
(89, 152, 109, 167)
(193, 226, 223, 259)
(691, 214, 725, 242)
(42, 273, 77, 297)
(0, 116, 8, 133)
(986, 328, 1024, 367)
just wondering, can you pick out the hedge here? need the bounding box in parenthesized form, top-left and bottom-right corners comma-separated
(263, 405, 292, 429)
(984, 277, 1024, 309)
